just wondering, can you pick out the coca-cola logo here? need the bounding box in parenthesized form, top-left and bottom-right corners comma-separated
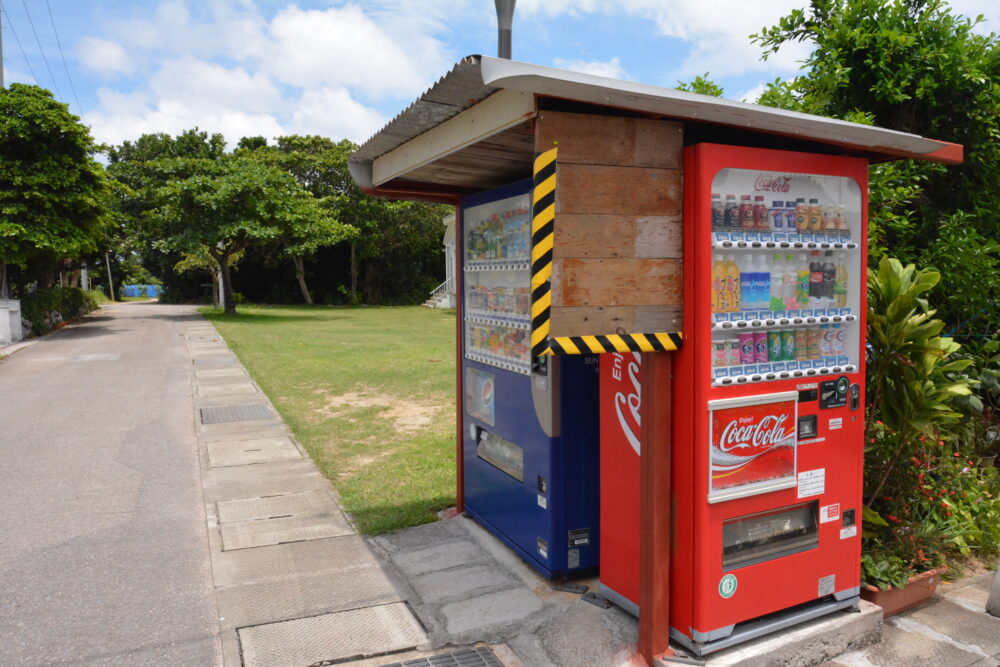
(719, 414, 790, 455)
(711, 410, 795, 471)
(613, 352, 641, 456)
(754, 175, 792, 193)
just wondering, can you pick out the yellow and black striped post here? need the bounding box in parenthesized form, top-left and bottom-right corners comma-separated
(547, 332, 683, 355)
(530, 147, 557, 358)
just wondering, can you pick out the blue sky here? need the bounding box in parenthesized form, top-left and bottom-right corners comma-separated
(2, 0, 998, 147)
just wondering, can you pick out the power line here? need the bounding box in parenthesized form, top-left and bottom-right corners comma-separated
(19, 0, 61, 98)
(1, 2, 39, 84)
(44, 0, 80, 113)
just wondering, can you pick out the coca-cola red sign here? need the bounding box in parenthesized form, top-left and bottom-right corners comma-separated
(754, 175, 793, 193)
(710, 397, 797, 492)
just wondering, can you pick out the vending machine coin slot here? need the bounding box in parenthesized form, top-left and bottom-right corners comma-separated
(849, 384, 861, 411)
(797, 414, 818, 440)
(819, 376, 849, 409)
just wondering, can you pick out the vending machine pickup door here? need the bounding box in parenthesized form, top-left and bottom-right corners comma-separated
(722, 502, 819, 571)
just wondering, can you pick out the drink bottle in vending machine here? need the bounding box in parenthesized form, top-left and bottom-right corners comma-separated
(600, 144, 868, 656)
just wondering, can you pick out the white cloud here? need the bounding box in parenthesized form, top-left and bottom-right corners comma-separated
(553, 56, 627, 80)
(76, 37, 134, 77)
(150, 58, 282, 115)
(288, 87, 387, 143)
(265, 4, 445, 98)
(79, 1, 423, 146)
(519, 0, 811, 79)
(732, 82, 769, 104)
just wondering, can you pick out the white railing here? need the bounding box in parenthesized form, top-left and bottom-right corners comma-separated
(430, 277, 454, 298)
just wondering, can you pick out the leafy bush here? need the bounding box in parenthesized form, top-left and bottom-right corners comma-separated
(862, 257, 999, 590)
(20, 287, 98, 335)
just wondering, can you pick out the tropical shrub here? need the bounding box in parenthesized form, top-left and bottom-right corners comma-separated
(862, 257, 1000, 590)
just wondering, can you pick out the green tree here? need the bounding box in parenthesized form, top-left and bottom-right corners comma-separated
(753, 0, 1000, 331)
(676, 73, 725, 97)
(242, 135, 359, 304)
(0, 84, 110, 297)
(145, 156, 345, 314)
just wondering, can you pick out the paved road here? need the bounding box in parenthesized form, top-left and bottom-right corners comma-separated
(0, 303, 221, 665)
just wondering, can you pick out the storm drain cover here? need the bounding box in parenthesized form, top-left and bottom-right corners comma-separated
(207, 436, 301, 467)
(217, 491, 337, 523)
(219, 511, 353, 550)
(201, 404, 272, 424)
(193, 356, 237, 366)
(377, 647, 503, 667)
(238, 602, 427, 667)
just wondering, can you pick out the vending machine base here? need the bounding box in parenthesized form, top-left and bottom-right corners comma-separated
(669, 592, 860, 657)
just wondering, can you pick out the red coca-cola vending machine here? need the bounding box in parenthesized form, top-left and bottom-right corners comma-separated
(601, 143, 868, 656)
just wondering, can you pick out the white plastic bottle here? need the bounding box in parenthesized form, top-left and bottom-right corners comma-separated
(769, 254, 784, 312)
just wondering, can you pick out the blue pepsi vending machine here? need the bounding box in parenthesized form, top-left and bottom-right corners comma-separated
(460, 180, 600, 579)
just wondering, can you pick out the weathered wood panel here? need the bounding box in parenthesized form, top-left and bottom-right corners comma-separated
(552, 258, 682, 307)
(556, 164, 682, 216)
(533, 109, 685, 339)
(550, 306, 683, 334)
(553, 214, 682, 259)
(535, 111, 683, 169)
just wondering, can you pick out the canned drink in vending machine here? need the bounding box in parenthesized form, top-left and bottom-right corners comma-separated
(713, 340, 727, 367)
(738, 333, 755, 364)
(781, 329, 796, 361)
(726, 339, 741, 367)
(753, 331, 769, 363)
(767, 331, 782, 361)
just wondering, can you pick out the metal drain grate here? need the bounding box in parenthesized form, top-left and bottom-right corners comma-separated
(377, 647, 503, 667)
(201, 404, 272, 424)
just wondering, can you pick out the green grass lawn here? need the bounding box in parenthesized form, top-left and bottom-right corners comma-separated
(202, 305, 457, 534)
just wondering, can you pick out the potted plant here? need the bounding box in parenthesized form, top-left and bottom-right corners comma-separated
(860, 549, 946, 617)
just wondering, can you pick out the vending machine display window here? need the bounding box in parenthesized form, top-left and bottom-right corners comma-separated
(463, 192, 532, 374)
(708, 169, 863, 386)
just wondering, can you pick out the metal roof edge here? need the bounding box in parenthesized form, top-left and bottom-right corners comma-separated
(478, 56, 961, 164)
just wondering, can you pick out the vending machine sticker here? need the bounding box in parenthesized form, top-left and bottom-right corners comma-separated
(819, 503, 841, 524)
(465, 367, 496, 426)
(840, 525, 858, 540)
(797, 469, 826, 498)
(709, 396, 797, 494)
(719, 574, 738, 599)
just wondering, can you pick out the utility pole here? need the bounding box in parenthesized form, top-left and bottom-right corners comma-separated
(105, 252, 115, 301)
(1, 2, 5, 89)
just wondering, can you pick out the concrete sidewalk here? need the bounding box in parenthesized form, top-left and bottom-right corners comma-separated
(190, 312, 1000, 666)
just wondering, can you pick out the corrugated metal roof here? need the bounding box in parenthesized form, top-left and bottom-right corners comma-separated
(350, 55, 961, 190)
(352, 56, 496, 162)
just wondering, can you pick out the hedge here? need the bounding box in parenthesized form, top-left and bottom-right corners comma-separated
(20, 287, 99, 336)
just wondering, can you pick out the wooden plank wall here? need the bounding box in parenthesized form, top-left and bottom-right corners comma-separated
(534, 110, 684, 338)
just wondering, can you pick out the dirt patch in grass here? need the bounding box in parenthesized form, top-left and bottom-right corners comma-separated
(312, 386, 445, 433)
